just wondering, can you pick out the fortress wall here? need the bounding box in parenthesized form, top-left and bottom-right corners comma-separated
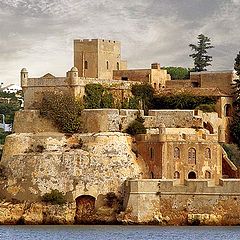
(13, 110, 58, 133)
(146, 110, 203, 128)
(165, 80, 193, 88)
(124, 179, 240, 225)
(13, 109, 222, 135)
(113, 69, 151, 82)
(0, 132, 148, 202)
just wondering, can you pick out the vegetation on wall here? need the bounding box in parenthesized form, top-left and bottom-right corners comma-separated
(131, 83, 154, 114)
(125, 114, 146, 136)
(189, 34, 214, 72)
(162, 66, 190, 80)
(151, 93, 216, 110)
(40, 92, 82, 133)
(41, 189, 66, 205)
(230, 51, 240, 147)
(84, 84, 114, 108)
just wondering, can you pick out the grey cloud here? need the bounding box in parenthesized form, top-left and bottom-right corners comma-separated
(0, 0, 239, 84)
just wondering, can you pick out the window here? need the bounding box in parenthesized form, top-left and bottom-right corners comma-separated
(84, 61, 88, 69)
(188, 148, 196, 164)
(205, 171, 211, 179)
(121, 77, 128, 81)
(106, 61, 109, 70)
(224, 104, 231, 117)
(205, 148, 211, 159)
(174, 171, 180, 179)
(154, 83, 157, 89)
(159, 83, 161, 89)
(188, 171, 197, 179)
(174, 147, 180, 159)
(150, 147, 154, 159)
(117, 62, 119, 70)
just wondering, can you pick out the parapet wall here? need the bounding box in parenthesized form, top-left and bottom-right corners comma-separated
(14, 109, 221, 136)
(124, 179, 240, 225)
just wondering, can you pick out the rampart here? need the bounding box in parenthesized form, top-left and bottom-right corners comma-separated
(124, 179, 240, 225)
(14, 109, 224, 137)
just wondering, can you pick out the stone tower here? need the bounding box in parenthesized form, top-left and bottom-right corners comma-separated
(20, 68, 28, 91)
(74, 39, 124, 80)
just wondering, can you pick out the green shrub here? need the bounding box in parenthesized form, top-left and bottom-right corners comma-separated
(131, 83, 154, 114)
(121, 97, 140, 109)
(125, 115, 146, 136)
(162, 66, 190, 80)
(152, 94, 216, 110)
(41, 189, 66, 205)
(84, 84, 114, 108)
(40, 92, 83, 133)
(195, 104, 216, 112)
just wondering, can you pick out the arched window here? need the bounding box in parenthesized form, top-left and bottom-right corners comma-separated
(174, 171, 180, 179)
(205, 148, 211, 159)
(188, 148, 196, 164)
(174, 147, 180, 159)
(224, 104, 231, 117)
(84, 61, 88, 69)
(205, 171, 211, 179)
(154, 83, 157, 89)
(117, 62, 119, 70)
(188, 171, 197, 179)
(106, 61, 109, 70)
(150, 147, 154, 159)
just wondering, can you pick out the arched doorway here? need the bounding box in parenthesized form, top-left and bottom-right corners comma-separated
(224, 104, 232, 117)
(75, 195, 95, 224)
(188, 171, 197, 179)
(203, 122, 214, 134)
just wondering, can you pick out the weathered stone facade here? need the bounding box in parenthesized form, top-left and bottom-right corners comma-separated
(124, 179, 240, 225)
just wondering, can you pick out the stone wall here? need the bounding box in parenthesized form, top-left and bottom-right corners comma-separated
(14, 109, 224, 136)
(0, 132, 148, 202)
(13, 110, 58, 133)
(123, 179, 240, 225)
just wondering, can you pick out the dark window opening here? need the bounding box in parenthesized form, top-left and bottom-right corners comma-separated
(84, 61, 88, 69)
(205, 148, 211, 159)
(224, 104, 232, 117)
(188, 171, 196, 179)
(107, 61, 109, 70)
(117, 62, 119, 70)
(205, 171, 211, 179)
(188, 148, 196, 164)
(121, 77, 128, 81)
(174, 171, 180, 179)
(174, 147, 180, 159)
(150, 147, 154, 159)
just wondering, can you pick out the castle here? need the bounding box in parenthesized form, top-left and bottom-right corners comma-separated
(1, 39, 240, 225)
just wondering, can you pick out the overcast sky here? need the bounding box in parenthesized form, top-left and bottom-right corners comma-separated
(0, 0, 240, 85)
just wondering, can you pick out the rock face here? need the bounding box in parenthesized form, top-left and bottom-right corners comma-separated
(0, 201, 75, 224)
(0, 132, 148, 203)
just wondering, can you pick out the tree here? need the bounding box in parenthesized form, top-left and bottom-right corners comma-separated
(162, 66, 190, 80)
(189, 34, 214, 72)
(131, 83, 154, 114)
(232, 51, 240, 101)
(40, 92, 83, 133)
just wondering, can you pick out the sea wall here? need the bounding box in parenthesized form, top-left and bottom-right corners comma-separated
(123, 179, 240, 225)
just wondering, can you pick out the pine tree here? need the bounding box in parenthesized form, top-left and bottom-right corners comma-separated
(233, 51, 240, 101)
(189, 34, 214, 72)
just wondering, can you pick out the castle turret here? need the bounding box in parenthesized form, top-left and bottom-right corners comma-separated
(20, 68, 28, 90)
(69, 66, 79, 85)
(159, 123, 166, 142)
